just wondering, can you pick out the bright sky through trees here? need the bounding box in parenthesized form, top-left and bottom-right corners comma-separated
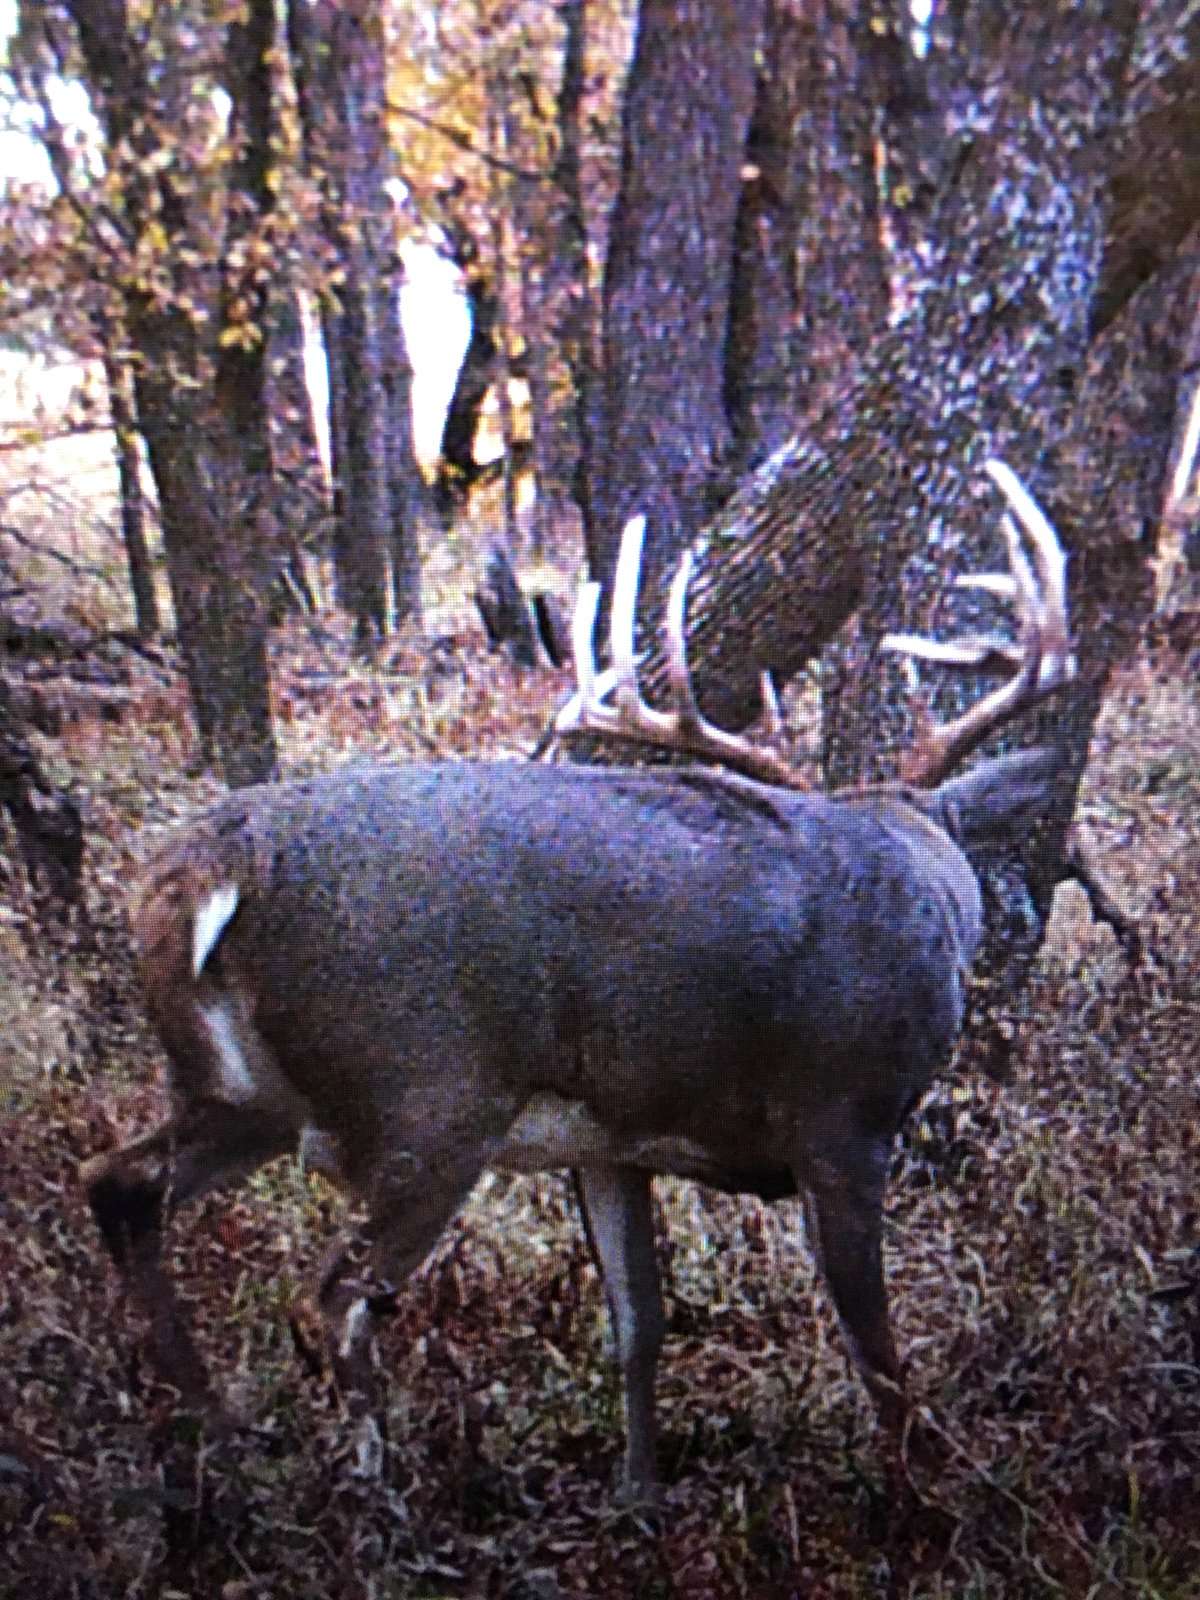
(0, 16, 469, 460)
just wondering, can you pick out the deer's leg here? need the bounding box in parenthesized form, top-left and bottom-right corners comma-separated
(83, 1102, 295, 1403)
(800, 1131, 904, 1435)
(312, 1140, 494, 1409)
(574, 1164, 665, 1497)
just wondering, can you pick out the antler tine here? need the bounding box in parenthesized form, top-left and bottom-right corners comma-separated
(881, 631, 1025, 672)
(759, 671, 784, 742)
(984, 458, 1072, 682)
(555, 513, 681, 744)
(663, 549, 704, 731)
(554, 514, 806, 787)
(570, 579, 603, 709)
(610, 515, 652, 720)
(883, 460, 1075, 788)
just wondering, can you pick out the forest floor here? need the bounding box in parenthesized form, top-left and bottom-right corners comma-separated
(2, 477, 1200, 1598)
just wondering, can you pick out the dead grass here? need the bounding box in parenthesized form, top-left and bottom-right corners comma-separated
(1, 482, 1199, 1596)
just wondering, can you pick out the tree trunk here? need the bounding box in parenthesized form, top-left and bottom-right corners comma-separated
(318, 302, 352, 606)
(137, 392, 277, 785)
(724, 0, 809, 473)
(97, 318, 159, 639)
(380, 260, 426, 630)
(265, 287, 329, 616)
(287, 0, 421, 645)
(502, 46, 584, 558)
(515, 246, 566, 559)
(727, 0, 888, 471)
(819, 1, 1140, 790)
(588, 0, 767, 592)
(486, 107, 521, 552)
(63, 0, 279, 786)
(287, 0, 351, 612)
(620, 7, 1145, 733)
(552, 0, 601, 557)
(339, 269, 393, 644)
(209, 0, 282, 783)
(435, 257, 500, 528)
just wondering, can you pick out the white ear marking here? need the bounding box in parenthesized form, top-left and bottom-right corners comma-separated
(192, 883, 240, 977)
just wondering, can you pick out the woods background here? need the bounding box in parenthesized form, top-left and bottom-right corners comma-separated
(1, 2, 1200, 1596)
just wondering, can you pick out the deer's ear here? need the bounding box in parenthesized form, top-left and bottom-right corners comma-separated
(933, 747, 1062, 847)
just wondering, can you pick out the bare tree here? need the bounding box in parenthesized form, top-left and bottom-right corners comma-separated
(287, 0, 424, 644)
(18, 0, 281, 784)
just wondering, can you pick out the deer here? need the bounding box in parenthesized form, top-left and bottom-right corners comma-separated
(82, 459, 1075, 1496)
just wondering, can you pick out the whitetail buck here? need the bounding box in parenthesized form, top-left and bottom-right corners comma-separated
(83, 460, 1074, 1494)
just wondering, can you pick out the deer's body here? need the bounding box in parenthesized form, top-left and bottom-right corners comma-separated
(138, 761, 979, 1190)
(88, 750, 1055, 1490)
(84, 465, 1075, 1494)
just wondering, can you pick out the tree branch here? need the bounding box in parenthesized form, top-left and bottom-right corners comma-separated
(386, 97, 545, 183)
(12, 15, 127, 258)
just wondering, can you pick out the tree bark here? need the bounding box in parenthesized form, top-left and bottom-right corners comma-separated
(381, 256, 426, 629)
(135, 392, 277, 785)
(588, 0, 767, 592)
(1094, 35, 1200, 335)
(726, 0, 888, 468)
(435, 253, 500, 529)
(552, 0, 601, 556)
(264, 287, 329, 617)
(501, 12, 590, 557)
(485, 99, 520, 551)
(97, 316, 159, 639)
(331, 2, 394, 643)
(725, 0, 809, 473)
(287, 0, 423, 644)
(60, 0, 278, 786)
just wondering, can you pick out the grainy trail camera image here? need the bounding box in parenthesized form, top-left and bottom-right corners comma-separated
(1, 2, 1199, 1596)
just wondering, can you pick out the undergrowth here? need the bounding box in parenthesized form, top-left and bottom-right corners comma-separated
(1, 545, 1198, 1597)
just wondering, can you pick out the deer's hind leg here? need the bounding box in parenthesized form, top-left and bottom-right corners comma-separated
(83, 1099, 296, 1405)
(798, 1120, 904, 1433)
(574, 1165, 664, 1497)
(83, 984, 302, 1405)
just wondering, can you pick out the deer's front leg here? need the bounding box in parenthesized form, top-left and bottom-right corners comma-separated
(303, 1226, 394, 1413)
(304, 1141, 493, 1451)
(575, 1164, 665, 1498)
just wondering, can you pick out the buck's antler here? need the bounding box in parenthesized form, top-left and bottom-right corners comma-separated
(554, 514, 804, 787)
(882, 459, 1076, 787)
(556, 460, 1073, 792)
